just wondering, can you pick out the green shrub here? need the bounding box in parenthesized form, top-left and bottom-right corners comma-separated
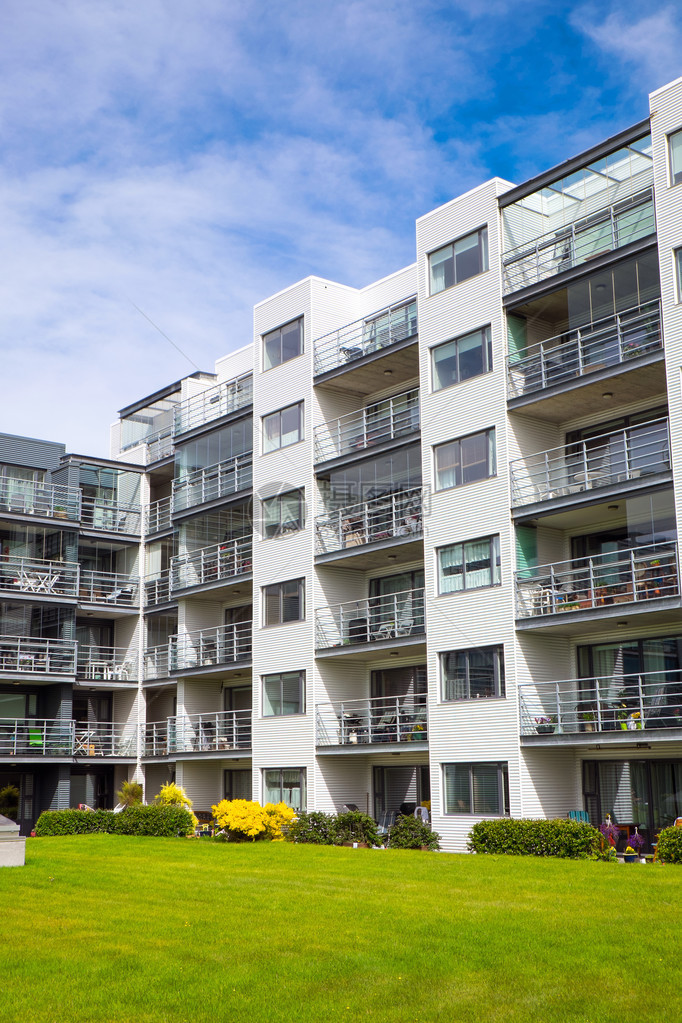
(35, 805, 194, 838)
(116, 780, 143, 807)
(468, 818, 600, 858)
(332, 810, 380, 847)
(655, 825, 682, 864)
(287, 811, 337, 845)
(35, 809, 114, 836)
(388, 814, 441, 851)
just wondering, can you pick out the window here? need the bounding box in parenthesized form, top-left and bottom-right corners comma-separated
(262, 402, 303, 453)
(224, 768, 252, 801)
(263, 767, 306, 810)
(441, 646, 505, 701)
(438, 536, 501, 594)
(434, 428, 495, 490)
(262, 578, 305, 626)
(443, 763, 509, 815)
(263, 318, 303, 370)
(676, 248, 682, 302)
(262, 671, 305, 716)
(431, 326, 492, 391)
(262, 489, 304, 538)
(429, 228, 488, 295)
(669, 129, 682, 186)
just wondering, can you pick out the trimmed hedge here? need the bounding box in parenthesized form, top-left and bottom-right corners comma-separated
(655, 825, 682, 864)
(287, 811, 338, 845)
(468, 818, 600, 858)
(388, 814, 441, 851)
(35, 805, 195, 838)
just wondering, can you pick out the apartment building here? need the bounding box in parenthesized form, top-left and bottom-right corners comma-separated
(4, 76, 682, 851)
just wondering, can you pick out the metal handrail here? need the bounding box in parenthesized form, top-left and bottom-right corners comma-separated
(144, 570, 172, 607)
(173, 375, 253, 436)
(0, 478, 81, 520)
(315, 695, 427, 746)
(172, 453, 253, 512)
(79, 570, 140, 607)
(145, 495, 173, 534)
(313, 298, 417, 376)
(315, 587, 425, 649)
(0, 556, 79, 598)
(0, 636, 77, 675)
(510, 416, 670, 507)
(314, 388, 420, 462)
(76, 644, 138, 681)
(315, 487, 423, 555)
(144, 643, 170, 681)
(0, 718, 136, 757)
(146, 429, 174, 463)
(507, 300, 662, 398)
(142, 710, 252, 756)
(171, 538, 252, 591)
(81, 497, 141, 535)
(169, 622, 252, 671)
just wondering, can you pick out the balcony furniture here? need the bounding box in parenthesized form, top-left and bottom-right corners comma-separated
(568, 810, 589, 823)
(86, 661, 112, 680)
(347, 617, 368, 644)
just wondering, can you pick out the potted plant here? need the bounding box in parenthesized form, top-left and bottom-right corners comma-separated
(629, 828, 646, 861)
(580, 709, 596, 732)
(623, 845, 638, 863)
(534, 715, 555, 734)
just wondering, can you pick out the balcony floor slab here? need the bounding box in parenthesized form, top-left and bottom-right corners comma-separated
(516, 595, 681, 635)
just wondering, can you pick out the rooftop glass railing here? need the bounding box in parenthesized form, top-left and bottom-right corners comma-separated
(174, 375, 253, 437)
(316, 695, 427, 746)
(316, 587, 425, 649)
(314, 298, 417, 376)
(172, 454, 252, 513)
(314, 388, 420, 463)
(315, 488, 423, 556)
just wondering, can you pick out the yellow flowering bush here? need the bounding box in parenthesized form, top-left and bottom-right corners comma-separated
(155, 782, 197, 830)
(211, 799, 296, 841)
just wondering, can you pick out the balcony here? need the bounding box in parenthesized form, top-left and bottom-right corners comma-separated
(0, 718, 137, 758)
(144, 644, 170, 682)
(315, 488, 423, 558)
(142, 710, 251, 757)
(314, 388, 420, 464)
(316, 695, 427, 747)
(515, 542, 679, 621)
(314, 298, 417, 378)
(172, 454, 252, 514)
(174, 375, 253, 437)
(519, 670, 682, 741)
(76, 645, 138, 682)
(169, 622, 252, 672)
(81, 498, 141, 536)
(144, 570, 172, 608)
(144, 429, 174, 464)
(78, 570, 140, 609)
(145, 496, 173, 535)
(510, 417, 670, 510)
(0, 637, 77, 676)
(507, 300, 662, 402)
(170, 538, 252, 594)
(0, 556, 79, 599)
(316, 587, 425, 652)
(0, 479, 81, 521)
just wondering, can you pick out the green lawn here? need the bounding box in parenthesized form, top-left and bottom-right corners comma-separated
(2, 837, 680, 1022)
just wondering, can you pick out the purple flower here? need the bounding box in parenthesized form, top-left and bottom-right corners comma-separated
(629, 831, 645, 852)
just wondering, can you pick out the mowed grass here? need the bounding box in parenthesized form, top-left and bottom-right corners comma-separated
(2, 837, 680, 1023)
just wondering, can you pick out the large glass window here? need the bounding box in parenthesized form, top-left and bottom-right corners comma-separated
(669, 129, 682, 186)
(262, 402, 303, 453)
(434, 429, 495, 490)
(263, 768, 306, 810)
(431, 327, 492, 391)
(429, 228, 488, 295)
(441, 646, 505, 701)
(444, 763, 509, 815)
(262, 671, 305, 716)
(262, 578, 305, 626)
(262, 489, 304, 538)
(438, 536, 501, 594)
(224, 769, 252, 801)
(263, 318, 303, 371)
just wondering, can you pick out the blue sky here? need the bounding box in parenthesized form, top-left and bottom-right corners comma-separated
(2, 0, 682, 454)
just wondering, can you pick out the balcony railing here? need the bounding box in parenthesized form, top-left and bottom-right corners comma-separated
(172, 454, 253, 513)
(314, 388, 420, 463)
(510, 417, 670, 507)
(81, 497, 141, 536)
(515, 542, 679, 619)
(142, 710, 251, 756)
(507, 300, 662, 399)
(0, 718, 137, 757)
(316, 695, 427, 746)
(0, 636, 77, 675)
(0, 556, 79, 598)
(174, 375, 253, 437)
(79, 570, 140, 607)
(502, 188, 655, 295)
(144, 570, 172, 607)
(0, 479, 81, 521)
(76, 645, 138, 682)
(144, 643, 170, 681)
(145, 429, 174, 464)
(171, 538, 252, 592)
(519, 669, 682, 736)
(316, 587, 425, 649)
(316, 488, 423, 556)
(314, 298, 418, 376)
(169, 622, 252, 671)
(145, 496, 173, 535)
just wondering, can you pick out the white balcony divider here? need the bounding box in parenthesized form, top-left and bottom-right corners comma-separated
(314, 388, 420, 463)
(518, 669, 682, 736)
(169, 622, 252, 671)
(174, 375, 253, 437)
(79, 570, 140, 607)
(515, 542, 679, 618)
(144, 643, 170, 681)
(172, 453, 252, 512)
(143, 710, 251, 756)
(0, 478, 81, 521)
(81, 497, 141, 535)
(314, 298, 417, 376)
(0, 718, 136, 757)
(502, 187, 655, 295)
(145, 495, 173, 534)
(316, 695, 427, 746)
(507, 300, 662, 399)
(171, 538, 252, 592)
(144, 570, 171, 607)
(0, 556, 79, 598)
(76, 644, 138, 681)
(510, 417, 670, 507)
(0, 636, 77, 675)
(315, 488, 423, 555)
(316, 587, 425, 649)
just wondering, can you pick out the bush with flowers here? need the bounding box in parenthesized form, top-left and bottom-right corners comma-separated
(211, 799, 296, 841)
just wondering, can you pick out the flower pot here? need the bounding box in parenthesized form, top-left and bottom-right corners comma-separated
(624, 854, 637, 863)
(536, 724, 555, 734)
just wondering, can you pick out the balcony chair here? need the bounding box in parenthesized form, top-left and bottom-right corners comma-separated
(568, 810, 589, 823)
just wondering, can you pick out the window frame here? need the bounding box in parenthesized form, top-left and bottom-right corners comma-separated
(262, 577, 305, 627)
(262, 317, 303, 371)
(675, 248, 682, 303)
(431, 326, 492, 392)
(262, 670, 306, 716)
(437, 535, 501, 595)
(262, 488, 305, 539)
(262, 401, 304, 454)
(429, 227, 489, 296)
(440, 646, 505, 702)
(443, 762, 510, 816)
(434, 428, 496, 491)
(263, 767, 307, 810)
(669, 129, 682, 187)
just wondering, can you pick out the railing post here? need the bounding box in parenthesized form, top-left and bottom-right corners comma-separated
(555, 682, 562, 732)
(623, 426, 631, 480)
(581, 442, 589, 490)
(588, 557, 595, 606)
(638, 674, 646, 729)
(630, 549, 638, 601)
